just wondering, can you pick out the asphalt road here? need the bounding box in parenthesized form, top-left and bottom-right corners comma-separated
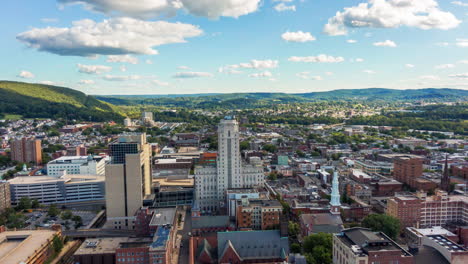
(178, 208, 191, 264)
(0, 166, 15, 177)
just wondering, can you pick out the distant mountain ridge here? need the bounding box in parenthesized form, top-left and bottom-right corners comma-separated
(0, 81, 123, 121)
(95, 88, 468, 108)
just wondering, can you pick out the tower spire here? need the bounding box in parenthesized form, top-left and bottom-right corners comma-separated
(441, 154, 450, 192)
(330, 170, 341, 214)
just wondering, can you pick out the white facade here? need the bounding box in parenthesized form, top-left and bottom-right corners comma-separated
(195, 117, 264, 213)
(47, 156, 106, 177)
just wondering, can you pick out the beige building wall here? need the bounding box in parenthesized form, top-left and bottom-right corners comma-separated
(105, 164, 126, 219)
(105, 133, 152, 230)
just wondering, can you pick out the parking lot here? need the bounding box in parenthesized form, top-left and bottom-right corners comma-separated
(23, 210, 98, 230)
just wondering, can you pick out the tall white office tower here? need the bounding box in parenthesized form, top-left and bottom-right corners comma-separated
(195, 116, 264, 213)
(216, 116, 242, 199)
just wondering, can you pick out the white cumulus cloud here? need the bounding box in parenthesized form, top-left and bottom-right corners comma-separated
(274, 3, 296, 12)
(146, 59, 153, 64)
(449, 73, 468, 79)
(79, 79, 95, 84)
(456, 39, 468, 47)
(249, 71, 273, 78)
(435, 64, 455, 69)
(323, 0, 460, 36)
(107, 55, 139, 64)
(288, 54, 345, 63)
(173, 71, 213, 78)
(152, 79, 169, 86)
(355, 58, 364, 62)
(420, 75, 440, 80)
(77, 64, 112, 74)
(452, 1, 468, 7)
(373, 40, 397, 47)
(17, 70, 35, 79)
(347, 39, 357, 43)
(281, 31, 315, 42)
(40, 81, 55, 85)
(363, 70, 376, 74)
(58, 0, 261, 19)
(405, 64, 415, 68)
(219, 59, 278, 73)
(17, 17, 203, 57)
(103, 74, 141, 81)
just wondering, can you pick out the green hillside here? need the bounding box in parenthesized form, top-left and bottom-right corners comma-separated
(0, 81, 123, 121)
(96, 88, 468, 108)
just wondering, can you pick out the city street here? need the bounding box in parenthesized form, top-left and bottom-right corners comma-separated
(177, 208, 191, 264)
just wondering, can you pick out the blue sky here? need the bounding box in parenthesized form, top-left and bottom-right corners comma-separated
(1, 0, 468, 94)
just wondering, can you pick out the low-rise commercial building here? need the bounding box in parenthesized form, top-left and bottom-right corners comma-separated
(236, 199, 282, 230)
(333, 227, 413, 264)
(0, 229, 62, 264)
(47, 155, 106, 177)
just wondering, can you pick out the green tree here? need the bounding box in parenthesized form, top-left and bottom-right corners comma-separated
(303, 233, 333, 264)
(61, 210, 73, 220)
(17, 197, 32, 210)
(262, 144, 278, 153)
(296, 150, 306, 158)
(290, 243, 301, 254)
(31, 199, 41, 209)
(48, 204, 60, 217)
(240, 141, 250, 151)
(52, 235, 63, 253)
(288, 221, 300, 239)
(72, 215, 83, 228)
(268, 171, 278, 181)
(362, 214, 400, 240)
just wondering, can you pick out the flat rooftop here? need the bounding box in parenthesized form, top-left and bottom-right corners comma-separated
(407, 226, 456, 237)
(8, 174, 104, 185)
(48, 155, 103, 164)
(150, 207, 176, 227)
(427, 235, 467, 253)
(150, 226, 170, 251)
(153, 178, 194, 187)
(74, 237, 128, 255)
(0, 230, 58, 264)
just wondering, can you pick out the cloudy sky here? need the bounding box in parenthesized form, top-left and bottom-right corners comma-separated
(2, 0, 468, 94)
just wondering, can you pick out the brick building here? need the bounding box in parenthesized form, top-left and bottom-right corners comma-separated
(387, 191, 468, 229)
(236, 199, 282, 230)
(10, 137, 42, 165)
(0, 181, 10, 213)
(387, 196, 422, 229)
(393, 156, 437, 191)
(394, 156, 423, 184)
(333, 228, 413, 264)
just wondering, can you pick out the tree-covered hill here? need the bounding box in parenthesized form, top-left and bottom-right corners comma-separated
(0, 81, 123, 121)
(96, 88, 468, 108)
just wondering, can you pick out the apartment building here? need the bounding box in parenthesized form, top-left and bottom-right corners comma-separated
(11, 137, 42, 164)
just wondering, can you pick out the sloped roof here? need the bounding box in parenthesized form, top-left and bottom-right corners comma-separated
(217, 230, 289, 260)
(196, 239, 215, 263)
